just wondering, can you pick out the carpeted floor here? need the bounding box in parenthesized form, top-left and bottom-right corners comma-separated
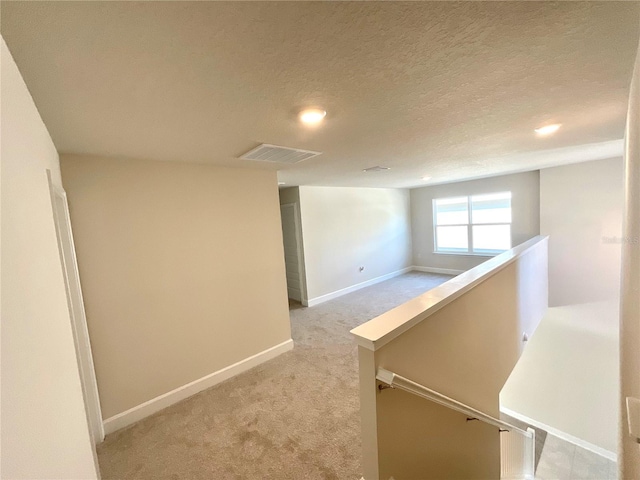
(97, 272, 453, 479)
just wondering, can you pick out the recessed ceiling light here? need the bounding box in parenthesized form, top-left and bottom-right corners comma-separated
(299, 108, 326, 126)
(278, 182, 286, 186)
(535, 124, 561, 136)
(422, 176, 432, 181)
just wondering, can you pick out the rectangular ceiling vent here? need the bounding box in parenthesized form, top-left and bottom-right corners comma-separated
(239, 143, 322, 164)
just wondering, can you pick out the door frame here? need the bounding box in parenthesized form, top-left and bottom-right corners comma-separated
(280, 202, 308, 304)
(47, 171, 104, 445)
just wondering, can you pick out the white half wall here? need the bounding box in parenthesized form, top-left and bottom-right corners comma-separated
(352, 236, 548, 479)
(297, 186, 412, 303)
(540, 157, 624, 307)
(1, 37, 98, 479)
(411, 171, 540, 272)
(501, 302, 619, 459)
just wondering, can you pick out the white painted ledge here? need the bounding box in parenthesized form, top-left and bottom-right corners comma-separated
(103, 339, 294, 435)
(350, 236, 549, 351)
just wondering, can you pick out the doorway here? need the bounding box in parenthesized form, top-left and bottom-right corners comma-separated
(280, 203, 307, 303)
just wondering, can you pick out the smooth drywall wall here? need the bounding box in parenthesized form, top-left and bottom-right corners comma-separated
(297, 186, 412, 302)
(60, 155, 291, 419)
(501, 302, 619, 458)
(540, 158, 623, 307)
(619, 38, 640, 479)
(1, 38, 98, 479)
(411, 171, 540, 272)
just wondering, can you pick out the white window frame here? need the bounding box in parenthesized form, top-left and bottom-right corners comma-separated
(433, 192, 512, 256)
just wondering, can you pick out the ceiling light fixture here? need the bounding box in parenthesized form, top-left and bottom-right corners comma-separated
(299, 108, 326, 126)
(363, 166, 390, 172)
(422, 176, 432, 181)
(535, 124, 561, 136)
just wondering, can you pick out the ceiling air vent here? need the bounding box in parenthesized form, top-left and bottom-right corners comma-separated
(363, 166, 390, 172)
(239, 143, 322, 164)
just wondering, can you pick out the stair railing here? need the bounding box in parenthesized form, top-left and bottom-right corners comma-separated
(377, 368, 531, 436)
(377, 368, 536, 479)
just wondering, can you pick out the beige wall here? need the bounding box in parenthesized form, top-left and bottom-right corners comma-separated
(355, 238, 548, 479)
(540, 157, 624, 307)
(1, 38, 98, 479)
(60, 155, 291, 419)
(377, 389, 500, 480)
(410, 171, 540, 272)
(297, 186, 412, 302)
(619, 39, 640, 479)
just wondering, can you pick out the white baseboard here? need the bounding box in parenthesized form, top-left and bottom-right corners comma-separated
(305, 267, 413, 307)
(103, 339, 294, 435)
(500, 407, 617, 462)
(303, 266, 463, 307)
(411, 265, 465, 276)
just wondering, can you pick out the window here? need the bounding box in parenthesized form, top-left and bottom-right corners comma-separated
(433, 192, 512, 255)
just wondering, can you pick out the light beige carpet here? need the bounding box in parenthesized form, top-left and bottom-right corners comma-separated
(97, 272, 453, 479)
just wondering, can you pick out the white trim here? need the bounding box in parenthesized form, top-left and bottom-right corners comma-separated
(411, 265, 465, 276)
(499, 406, 617, 462)
(47, 171, 103, 476)
(302, 266, 463, 307)
(432, 251, 498, 258)
(432, 192, 512, 256)
(305, 267, 413, 307)
(103, 339, 294, 435)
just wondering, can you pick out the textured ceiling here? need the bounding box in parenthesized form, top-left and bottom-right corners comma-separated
(1, 1, 639, 188)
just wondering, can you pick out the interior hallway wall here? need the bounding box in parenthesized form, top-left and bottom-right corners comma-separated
(619, 36, 640, 479)
(298, 186, 412, 303)
(60, 155, 292, 421)
(540, 157, 624, 307)
(1, 38, 98, 479)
